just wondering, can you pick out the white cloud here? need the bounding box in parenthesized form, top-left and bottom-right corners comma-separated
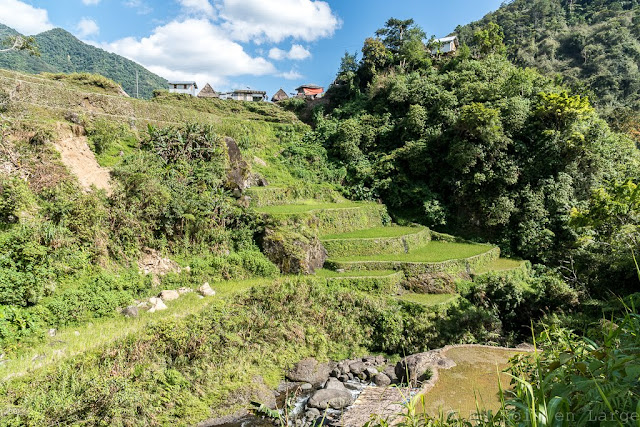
(82, 0, 101, 5)
(103, 19, 275, 89)
(76, 18, 99, 38)
(218, 0, 340, 43)
(269, 44, 311, 61)
(123, 0, 152, 15)
(279, 69, 303, 80)
(0, 0, 53, 35)
(178, 0, 215, 18)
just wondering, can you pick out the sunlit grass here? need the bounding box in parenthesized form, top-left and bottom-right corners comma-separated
(321, 226, 425, 240)
(255, 200, 369, 214)
(396, 293, 458, 306)
(0, 278, 269, 381)
(474, 258, 525, 274)
(330, 241, 493, 263)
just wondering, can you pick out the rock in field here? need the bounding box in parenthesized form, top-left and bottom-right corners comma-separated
(198, 282, 216, 297)
(159, 290, 180, 301)
(121, 306, 139, 317)
(148, 297, 168, 313)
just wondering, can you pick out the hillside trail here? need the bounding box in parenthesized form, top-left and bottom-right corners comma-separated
(53, 123, 112, 194)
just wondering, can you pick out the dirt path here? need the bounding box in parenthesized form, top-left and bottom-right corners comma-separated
(53, 125, 112, 194)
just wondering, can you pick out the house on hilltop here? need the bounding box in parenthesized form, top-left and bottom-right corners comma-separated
(197, 83, 219, 98)
(168, 81, 198, 96)
(271, 88, 289, 102)
(296, 84, 324, 99)
(431, 36, 459, 56)
(220, 89, 267, 102)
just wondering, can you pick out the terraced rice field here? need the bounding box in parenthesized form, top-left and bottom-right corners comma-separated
(329, 241, 492, 263)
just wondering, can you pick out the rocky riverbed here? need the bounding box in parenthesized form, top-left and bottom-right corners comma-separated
(207, 350, 454, 427)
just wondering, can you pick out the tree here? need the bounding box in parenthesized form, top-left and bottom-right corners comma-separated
(472, 22, 506, 57)
(375, 18, 427, 69)
(0, 35, 39, 56)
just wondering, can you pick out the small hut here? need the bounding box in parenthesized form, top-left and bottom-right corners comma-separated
(197, 83, 219, 98)
(271, 88, 289, 103)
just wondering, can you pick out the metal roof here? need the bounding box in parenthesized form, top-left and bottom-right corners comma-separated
(434, 36, 458, 43)
(232, 89, 266, 94)
(296, 84, 323, 90)
(168, 81, 198, 87)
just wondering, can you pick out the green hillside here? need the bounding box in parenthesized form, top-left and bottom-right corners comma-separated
(456, 0, 640, 130)
(0, 24, 167, 98)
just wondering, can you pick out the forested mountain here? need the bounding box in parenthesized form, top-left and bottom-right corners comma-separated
(0, 24, 166, 98)
(456, 0, 640, 131)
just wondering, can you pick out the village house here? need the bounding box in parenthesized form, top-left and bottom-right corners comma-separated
(271, 88, 289, 103)
(220, 89, 267, 102)
(296, 84, 324, 99)
(431, 36, 459, 56)
(168, 81, 198, 96)
(197, 83, 219, 98)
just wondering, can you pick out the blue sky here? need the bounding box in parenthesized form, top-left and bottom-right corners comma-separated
(0, 0, 503, 97)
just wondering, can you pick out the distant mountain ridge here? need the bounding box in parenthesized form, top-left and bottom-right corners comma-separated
(0, 24, 167, 98)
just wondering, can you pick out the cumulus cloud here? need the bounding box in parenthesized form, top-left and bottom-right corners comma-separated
(269, 44, 311, 61)
(178, 0, 216, 18)
(76, 18, 99, 38)
(279, 69, 303, 80)
(81, 0, 101, 5)
(218, 0, 340, 43)
(123, 0, 152, 15)
(103, 19, 275, 89)
(0, 0, 53, 35)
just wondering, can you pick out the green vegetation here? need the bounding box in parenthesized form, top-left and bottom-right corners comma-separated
(315, 268, 397, 278)
(330, 241, 492, 263)
(1, 4, 640, 424)
(396, 293, 458, 306)
(0, 24, 167, 98)
(322, 225, 424, 239)
(0, 279, 523, 425)
(256, 200, 366, 214)
(457, 0, 640, 135)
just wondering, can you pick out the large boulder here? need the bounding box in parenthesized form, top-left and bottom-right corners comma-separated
(261, 228, 327, 274)
(373, 373, 391, 387)
(307, 389, 353, 410)
(286, 358, 331, 386)
(395, 350, 455, 386)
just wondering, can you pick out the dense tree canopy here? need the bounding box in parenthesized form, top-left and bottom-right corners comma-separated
(318, 20, 638, 281)
(456, 0, 640, 133)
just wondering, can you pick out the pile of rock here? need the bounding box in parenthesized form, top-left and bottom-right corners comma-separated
(120, 283, 217, 317)
(282, 355, 398, 425)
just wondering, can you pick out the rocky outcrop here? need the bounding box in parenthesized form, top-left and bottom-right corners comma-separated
(395, 350, 455, 387)
(225, 137, 251, 192)
(286, 358, 332, 386)
(261, 228, 327, 274)
(138, 248, 181, 280)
